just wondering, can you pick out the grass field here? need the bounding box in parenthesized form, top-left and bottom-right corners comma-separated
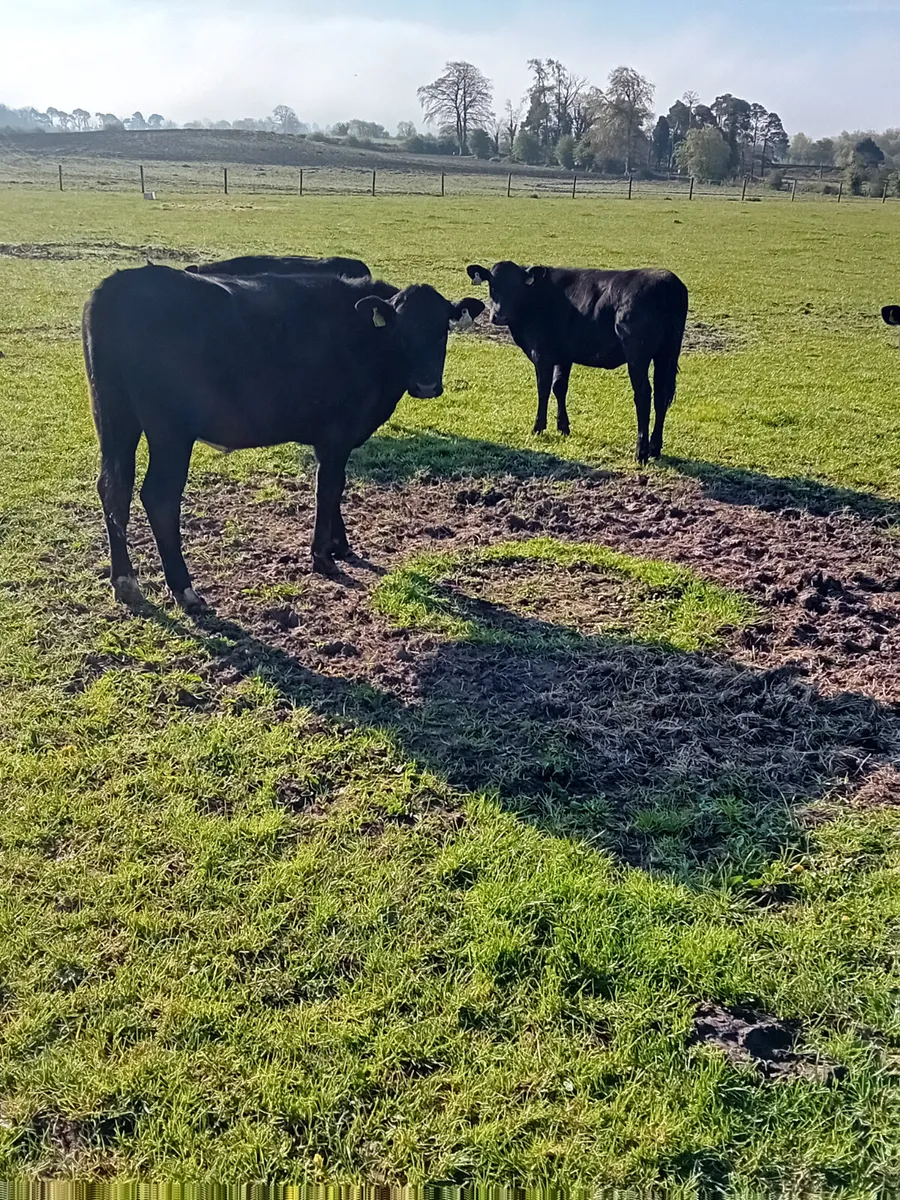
(0, 190, 899, 1193)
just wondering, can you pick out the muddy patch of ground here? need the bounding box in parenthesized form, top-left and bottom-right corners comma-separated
(690, 1004, 845, 1084)
(0, 241, 196, 263)
(464, 310, 740, 355)
(102, 466, 900, 863)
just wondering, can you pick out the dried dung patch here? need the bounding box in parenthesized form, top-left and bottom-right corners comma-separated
(690, 1004, 845, 1084)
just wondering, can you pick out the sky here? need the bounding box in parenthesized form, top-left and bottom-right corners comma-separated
(2, 0, 897, 137)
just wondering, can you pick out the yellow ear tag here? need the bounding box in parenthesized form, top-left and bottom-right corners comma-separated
(372, 309, 387, 327)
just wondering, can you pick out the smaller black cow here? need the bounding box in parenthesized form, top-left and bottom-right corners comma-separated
(185, 254, 371, 280)
(883, 306, 900, 326)
(466, 260, 689, 463)
(84, 265, 482, 607)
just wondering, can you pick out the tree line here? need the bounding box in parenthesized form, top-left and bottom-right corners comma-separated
(4, 84, 899, 193)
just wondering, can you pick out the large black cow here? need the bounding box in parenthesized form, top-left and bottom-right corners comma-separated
(185, 253, 370, 280)
(83, 264, 483, 607)
(466, 260, 689, 463)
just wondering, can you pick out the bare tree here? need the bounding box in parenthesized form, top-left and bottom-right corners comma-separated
(503, 97, 524, 154)
(272, 105, 300, 134)
(417, 61, 494, 153)
(603, 66, 655, 172)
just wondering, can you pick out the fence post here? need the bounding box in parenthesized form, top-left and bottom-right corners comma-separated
(837, 180, 843, 203)
(507, 173, 512, 198)
(741, 176, 748, 202)
(140, 165, 145, 193)
(689, 176, 694, 201)
(572, 175, 577, 199)
(58, 164, 63, 191)
(441, 172, 445, 197)
(298, 169, 303, 196)
(884, 183, 889, 203)
(628, 174, 633, 199)
(223, 167, 228, 195)
(372, 170, 376, 196)
(791, 179, 797, 202)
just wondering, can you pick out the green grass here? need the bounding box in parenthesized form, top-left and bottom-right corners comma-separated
(0, 191, 899, 1192)
(372, 539, 756, 651)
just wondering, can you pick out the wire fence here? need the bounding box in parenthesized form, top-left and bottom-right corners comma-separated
(0, 154, 895, 205)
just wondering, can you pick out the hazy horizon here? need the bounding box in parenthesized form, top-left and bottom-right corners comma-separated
(4, 0, 898, 138)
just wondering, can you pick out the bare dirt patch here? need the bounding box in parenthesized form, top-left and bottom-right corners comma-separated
(0, 241, 195, 263)
(102, 465, 900, 864)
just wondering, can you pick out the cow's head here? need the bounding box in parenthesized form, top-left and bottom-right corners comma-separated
(882, 306, 900, 326)
(355, 285, 483, 399)
(467, 261, 546, 327)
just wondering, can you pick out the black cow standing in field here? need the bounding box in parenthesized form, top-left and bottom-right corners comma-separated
(83, 264, 483, 607)
(883, 306, 900, 327)
(185, 253, 371, 280)
(466, 261, 689, 463)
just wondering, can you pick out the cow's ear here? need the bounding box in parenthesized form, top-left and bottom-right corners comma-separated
(882, 305, 900, 326)
(467, 264, 490, 285)
(524, 266, 546, 287)
(355, 296, 395, 329)
(185, 264, 199, 274)
(449, 298, 485, 331)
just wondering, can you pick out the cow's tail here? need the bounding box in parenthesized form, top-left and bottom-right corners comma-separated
(83, 287, 142, 498)
(654, 280, 688, 411)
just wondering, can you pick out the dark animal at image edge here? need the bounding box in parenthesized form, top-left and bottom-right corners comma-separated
(882, 305, 900, 326)
(466, 260, 689, 464)
(83, 264, 483, 606)
(184, 253, 371, 280)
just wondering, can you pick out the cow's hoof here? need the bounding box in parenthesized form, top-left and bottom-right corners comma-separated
(312, 554, 338, 577)
(113, 575, 143, 607)
(532, 425, 547, 436)
(331, 541, 352, 561)
(557, 425, 570, 437)
(176, 587, 205, 611)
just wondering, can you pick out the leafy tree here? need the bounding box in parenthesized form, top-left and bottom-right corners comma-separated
(813, 137, 835, 165)
(512, 128, 543, 164)
(71, 108, 91, 131)
(502, 98, 524, 154)
(397, 120, 416, 140)
(417, 61, 493, 153)
(127, 112, 147, 130)
(675, 125, 731, 181)
(272, 105, 300, 134)
(523, 58, 587, 149)
(760, 111, 788, 166)
(148, 113, 165, 129)
(348, 119, 388, 139)
(330, 121, 349, 136)
(556, 133, 576, 169)
(854, 136, 885, 168)
(651, 116, 671, 169)
(468, 127, 492, 159)
(788, 132, 815, 164)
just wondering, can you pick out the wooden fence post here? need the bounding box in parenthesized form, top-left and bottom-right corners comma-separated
(741, 176, 748, 202)
(507, 173, 512, 198)
(791, 180, 797, 202)
(58, 164, 63, 191)
(441, 172, 445, 197)
(689, 176, 694, 201)
(883, 183, 889, 203)
(298, 169, 303, 196)
(372, 170, 376, 196)
(628, 174, 633, 199)
(837, 180, 843, 203)
(140, 165, 145, 193)
(223, 168, 228, 195)
(572, 175, 577, 199)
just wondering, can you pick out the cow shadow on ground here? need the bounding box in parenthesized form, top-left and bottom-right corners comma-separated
(143, 584, 900, 890)
(348, 427, 604, 485)
(668, 458, 900, 525)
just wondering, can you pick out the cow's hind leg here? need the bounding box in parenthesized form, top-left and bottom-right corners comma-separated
(552, 363, 572, 436)
(311, 448, 349, 575)
(650, 350, 679, 459)
(139, 437, 198, 607)
(627, 359, 653, 466)
(96, 409, 142, 604)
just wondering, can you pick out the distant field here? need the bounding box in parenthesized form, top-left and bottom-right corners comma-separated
(0, 191, 899, 1191)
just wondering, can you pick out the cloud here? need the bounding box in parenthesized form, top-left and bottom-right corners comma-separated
(2, 0, 898, 136)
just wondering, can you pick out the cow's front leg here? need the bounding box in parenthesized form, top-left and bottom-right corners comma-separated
(311, 448, 348, 575)
(532, 357, 554, 434)
(552, 363, 572, 436)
